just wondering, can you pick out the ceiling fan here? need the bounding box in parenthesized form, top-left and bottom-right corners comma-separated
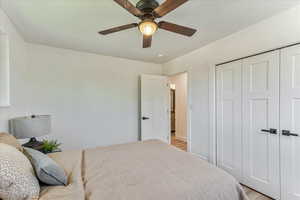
(99, 0, 197, 48)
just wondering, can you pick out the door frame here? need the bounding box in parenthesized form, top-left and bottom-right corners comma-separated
(167, 71, 191, 152)
(164, 67, 217, 163)
(209, 64, 217, 165)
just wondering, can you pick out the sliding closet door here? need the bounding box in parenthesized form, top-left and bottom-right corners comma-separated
(280, 45, 300, 200)
(216, 61, 242, 181)
(242, 51, 280, 199)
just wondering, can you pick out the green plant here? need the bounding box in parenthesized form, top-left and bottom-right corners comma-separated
(42, 140, 61, 153)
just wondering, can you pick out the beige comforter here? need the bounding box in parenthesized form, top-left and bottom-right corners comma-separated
(39, 140, 248, 200)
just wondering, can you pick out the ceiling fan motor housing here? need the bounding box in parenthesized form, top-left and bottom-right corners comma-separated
(136, 0, 159, 13)
(99, 0, 197, 48)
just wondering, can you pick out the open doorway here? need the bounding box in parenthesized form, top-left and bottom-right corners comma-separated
(168, 72, 188, 151)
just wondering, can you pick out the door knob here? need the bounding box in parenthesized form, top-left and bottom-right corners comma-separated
(261, 128, 277, 134)
(142, 117, 150, 120)
(282, 130, 299, 137)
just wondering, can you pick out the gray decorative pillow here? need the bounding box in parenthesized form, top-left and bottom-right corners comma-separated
(0, 143, 40, 200)
(24, 147, 68, 186)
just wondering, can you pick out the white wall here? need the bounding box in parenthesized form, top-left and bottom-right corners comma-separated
(162, 5, 300, 162)
(0, 7, 162, 150)
(25, 44, 161, 149)
(169, 73, 187, 141)
(2, 4, 300, 153)
(0, 8, 30, 132)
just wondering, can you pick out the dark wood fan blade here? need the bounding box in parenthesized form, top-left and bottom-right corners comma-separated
(158, 21, 196, 37)
(114, 0, 144, 17)
(143, 35, 152, 48)
(153, 0, 188, 18)
(99, 23, 138, 35)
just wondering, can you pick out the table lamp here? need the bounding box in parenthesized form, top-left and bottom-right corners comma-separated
(9, 115, 51, 148)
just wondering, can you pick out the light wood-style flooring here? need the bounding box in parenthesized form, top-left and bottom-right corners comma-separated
(171, 135, 273, 200)
(242, 186, 273, 200)
(171, 135, 187, 151)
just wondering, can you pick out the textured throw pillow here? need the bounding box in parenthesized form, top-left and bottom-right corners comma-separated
(0, 132, 23, 152)
(0, 143, 40, 200)
(24, 147, 68, 186)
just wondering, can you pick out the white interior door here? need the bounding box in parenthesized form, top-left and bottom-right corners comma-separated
(242, 51, 280, 199)
(216, 61, 242, 181)
(141, 74, 169, 143)
(280, 45, 300, 200)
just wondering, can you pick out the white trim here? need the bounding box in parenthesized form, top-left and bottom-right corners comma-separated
(167, 71, 191, 153)
(209, 64, 217, 165)
(186, 71, 192, 153)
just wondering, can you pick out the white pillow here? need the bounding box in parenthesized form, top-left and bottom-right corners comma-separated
(0, 143, 40, 200)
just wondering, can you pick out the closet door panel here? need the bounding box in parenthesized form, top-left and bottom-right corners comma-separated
(216, 61, 242, 180)
(281, 45, 300, 200)
(242, 51, 280, 199)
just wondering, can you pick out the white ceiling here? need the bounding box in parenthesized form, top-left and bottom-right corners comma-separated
(1, 0, 300, 63)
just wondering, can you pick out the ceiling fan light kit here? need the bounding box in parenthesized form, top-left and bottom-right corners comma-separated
(99, 0, 197, 48)
(139, 19, 158, 36)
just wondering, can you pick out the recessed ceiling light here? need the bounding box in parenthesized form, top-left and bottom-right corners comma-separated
(158, 54, 164, 57)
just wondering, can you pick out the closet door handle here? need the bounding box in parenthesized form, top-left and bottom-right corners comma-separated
(261, 129, 277, 134)
(282, 130, 299, 137)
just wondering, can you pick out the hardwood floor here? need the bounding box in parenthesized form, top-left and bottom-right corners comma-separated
(170, 135, 272, 200)
(242, 186, 273, 200)
(171, 135, 187, 151)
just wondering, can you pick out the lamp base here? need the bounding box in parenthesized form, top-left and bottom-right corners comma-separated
(22, 137, 44, 149)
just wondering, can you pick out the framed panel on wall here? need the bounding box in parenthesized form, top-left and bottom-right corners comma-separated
(0, 30, 10, 107)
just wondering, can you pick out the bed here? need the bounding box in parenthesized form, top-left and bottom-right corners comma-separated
(38, 140, 248, 200)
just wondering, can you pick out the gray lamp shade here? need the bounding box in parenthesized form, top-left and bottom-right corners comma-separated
(9, 115, 51, 139)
